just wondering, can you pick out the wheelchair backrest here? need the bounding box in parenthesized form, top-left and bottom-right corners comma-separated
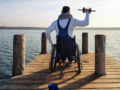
(56, 36, 76, 58)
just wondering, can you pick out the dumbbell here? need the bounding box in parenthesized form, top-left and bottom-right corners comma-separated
(78, 7, 96, 13)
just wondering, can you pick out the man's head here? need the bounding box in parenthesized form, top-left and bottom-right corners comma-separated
(62, 6, 70, 13)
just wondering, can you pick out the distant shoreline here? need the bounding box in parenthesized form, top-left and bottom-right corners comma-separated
(0, 26, 46, 30)
(0, 26, 120, 30)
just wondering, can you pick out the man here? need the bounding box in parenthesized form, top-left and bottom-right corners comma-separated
(45, 6, 90, 66)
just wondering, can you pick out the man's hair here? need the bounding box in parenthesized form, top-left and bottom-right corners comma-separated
(62, 6, 70, 13)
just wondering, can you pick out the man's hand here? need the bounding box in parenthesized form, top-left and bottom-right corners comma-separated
(84, 8, 92, 13)
(84, 9, 89, 13)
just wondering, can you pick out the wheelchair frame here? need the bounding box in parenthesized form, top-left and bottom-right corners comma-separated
(49, 44, 82, 73)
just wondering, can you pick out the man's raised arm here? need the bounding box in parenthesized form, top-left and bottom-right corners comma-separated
(73, 12, 89, 27)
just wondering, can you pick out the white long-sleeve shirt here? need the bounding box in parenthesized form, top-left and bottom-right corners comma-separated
(45, 12, 89, 44)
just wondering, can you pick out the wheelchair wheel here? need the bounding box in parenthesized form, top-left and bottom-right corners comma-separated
(49, 45, 56, 72)
(76, 44, 82, 73)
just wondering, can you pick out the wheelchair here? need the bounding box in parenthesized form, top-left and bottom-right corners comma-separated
(49, 37, 82, 73)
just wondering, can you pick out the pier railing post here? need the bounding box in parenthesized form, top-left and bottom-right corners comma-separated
(82, 33, 88, 54)
(95, 35, 106, 75)
(41, 32, 47, 54)
(13, 34, 25, 76)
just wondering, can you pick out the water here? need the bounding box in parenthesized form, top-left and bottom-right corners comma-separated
(0, 29, 120, 87)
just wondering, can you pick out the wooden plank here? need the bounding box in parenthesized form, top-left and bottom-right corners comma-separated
(9, 75, 120, 80)
(2, 83, 120, 89)
(7, 78, 120, 84)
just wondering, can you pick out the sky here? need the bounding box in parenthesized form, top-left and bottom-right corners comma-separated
(0, 0, 120, 27)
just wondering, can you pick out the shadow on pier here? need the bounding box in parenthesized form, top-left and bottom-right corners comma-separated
(2, 64, 101, 89)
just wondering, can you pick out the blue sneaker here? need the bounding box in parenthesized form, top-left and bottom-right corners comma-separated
(48, 83, 59, 90)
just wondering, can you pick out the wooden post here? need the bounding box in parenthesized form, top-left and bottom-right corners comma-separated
(13, 35, 25, 76)
(82, 33, 88, 54)
(41, 32, 47, 54)
(95, 35, 106, 75)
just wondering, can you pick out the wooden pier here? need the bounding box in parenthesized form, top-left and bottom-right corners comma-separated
(1, 53, 120, 90)
(1, 33, 120, 90)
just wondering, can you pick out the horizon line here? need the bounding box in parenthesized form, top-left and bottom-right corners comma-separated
(1, 26, 120, 28)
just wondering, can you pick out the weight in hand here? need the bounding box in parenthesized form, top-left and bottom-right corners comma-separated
(82, 7, 85, 13)
(78, 7, 96, 13)
(89, 8, 92, 13)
